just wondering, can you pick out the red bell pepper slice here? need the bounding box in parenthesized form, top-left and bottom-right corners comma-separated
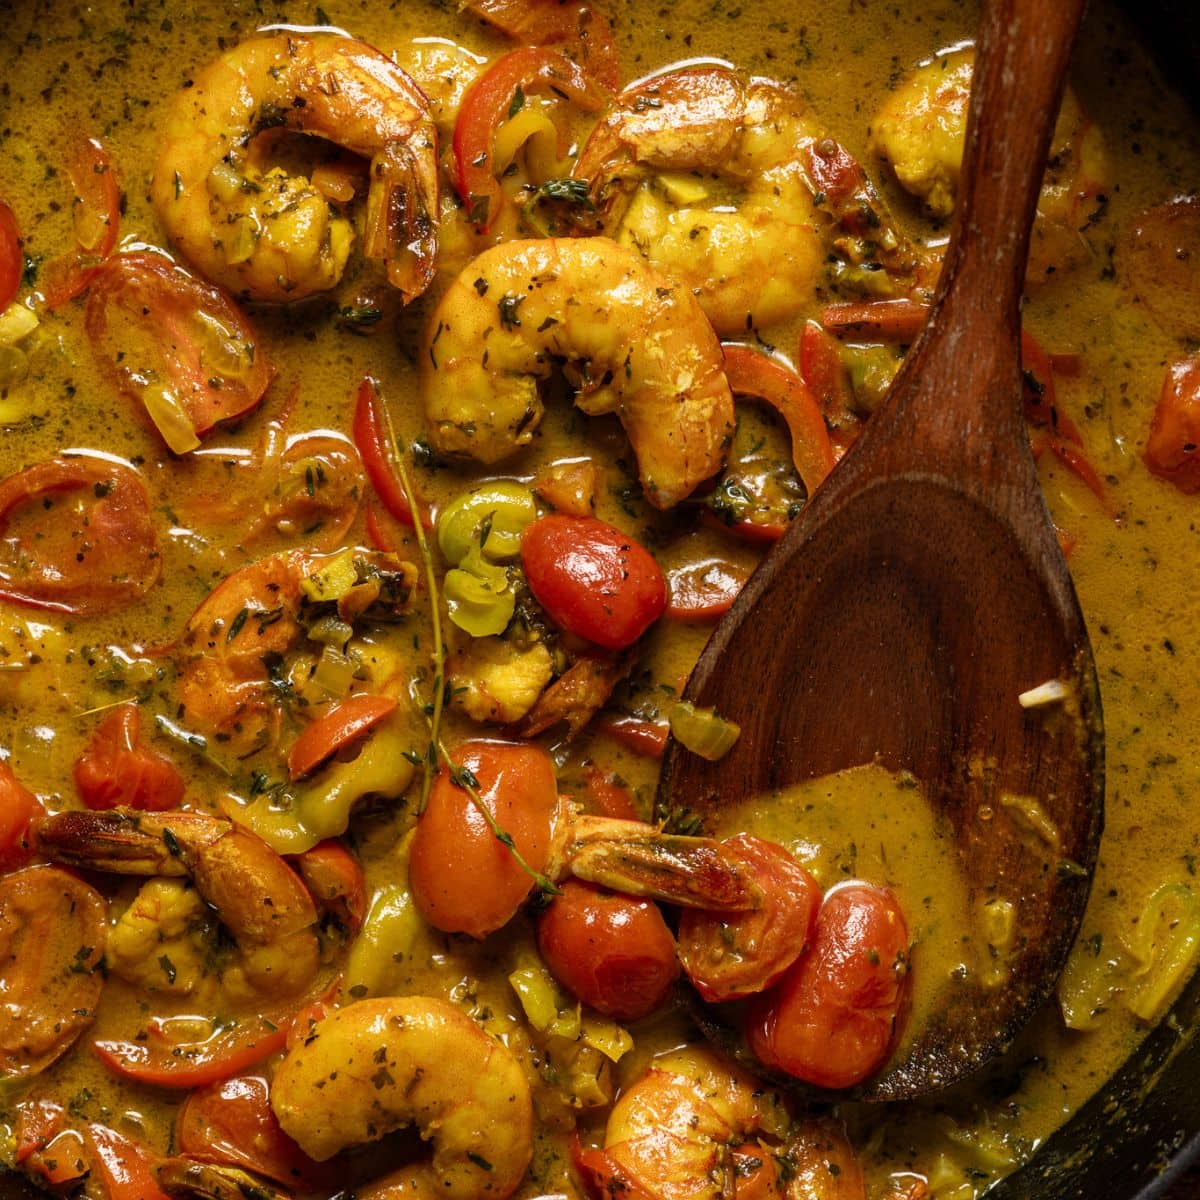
(0, 200, 21, 311)
(453, 47, 611, 231)
(722, 344, 836, 496)
(287, 693, 397, 782)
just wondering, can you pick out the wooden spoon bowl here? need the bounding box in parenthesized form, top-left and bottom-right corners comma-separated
(660, 0, 1104, 1101)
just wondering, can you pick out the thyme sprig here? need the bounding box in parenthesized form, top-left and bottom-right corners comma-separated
(379, 397, 444, 814)
(436, 737, 559, 898)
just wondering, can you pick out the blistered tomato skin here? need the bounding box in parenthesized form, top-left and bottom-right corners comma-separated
(746, 883, 910, 1089)
(537, 878, 679, 1020)
(521, 514, 667, 649)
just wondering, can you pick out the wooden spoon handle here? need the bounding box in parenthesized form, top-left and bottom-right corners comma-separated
(938, 0, 1088, 332)
(870, 0, 1087, 472)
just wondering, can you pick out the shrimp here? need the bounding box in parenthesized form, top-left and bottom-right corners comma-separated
(870, 46, 1108, 281)
(581, 1045, 866, 1200)
(173, 547, 415, 756)
(37, 808, 319, 1003)
(152, 34, 438, 304)
(421, 237, 734, 510)
(572, 68, 826, 336)
(270, 995, 533, 1200)
(0, 866, 107, 1077)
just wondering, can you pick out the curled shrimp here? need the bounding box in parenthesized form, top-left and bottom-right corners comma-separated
(421, 237, 734, 509)
(172, 547, 415, 756)
(152, 34, 438, 304)
(870, 45, 1108, 282)
(37, 808, 319, 1002)
(270, 995, 533, 1200)
(0, 866, 107, 1077)
(572, 68, 825, 336)
(581, 1045, 866, 1200)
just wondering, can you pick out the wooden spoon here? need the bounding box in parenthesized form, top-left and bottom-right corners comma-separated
(659, 0, 1104, 1101)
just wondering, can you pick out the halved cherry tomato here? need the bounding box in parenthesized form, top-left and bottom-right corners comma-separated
(352, 376, 431, 529)
(73, 703, 185, 812)
(0, 455, 160, 615)
(94, 1014, 291, 1090)
(249, 433, 365, 551)
(292, 840, 367, 932)
(677, 834, 821, 1003)
(583, 767, 640, 821)
(409, 741, 559, 939)
(722, 346, 836, 496)
(1118, 195, 1200, 340)
(537, 879, 678, 1020)
(42, 136, 120, 309)
(86, 1125, 170, 1200)
(594, 714, 669, 759)
(1144, 354, 1200, 493)
(747, 883, 910, 1090)
(786, 1120, 869, 1200)
(176, 1074, 332, 1189)
(521, 514, 666, 649)
(13, 1100, 88, 1186)
(0, 760, 43, 871)
(0, 200, 21, 311)
(86, 252, 273, 449)
(804, 138, 868, 210)
(287, 693, 398, 781)
(799, 320, 860, 451)
(454, 47, 611, 230)
(665, 554, 752, 622)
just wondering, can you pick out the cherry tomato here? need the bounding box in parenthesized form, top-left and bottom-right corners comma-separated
(42, 136, 120, 309)
(0, 760, 43, 871)
(583, 767, 640, 821)
(13, 1100, 88, 1187)
(0, 455, 160, 615)
(1118, 195, 1200, 340)
(287, 693, 398, 781)
(677, 834, 821, 1003)
(1144, 355, 1200, 493)
(0, 200, 21, 311)
(292, 840, 367, 932)
(176, 1074, 332, 1189)
(665, 554, 751, 622)
(804, 139, 868, 209)
(352, 376, 432, 529)
(730, 1144, 782, 1200)
(746, 883, 910, 1089)
(409, 741, 559, 939)
(85, 252, 274, 450)
(594, 714, 669, 759)
(73, 703, 185, 812)
(453, 47, 611, 231)
(537, 879, 678, 1020)
(722, 345, 836, 496)
(521, 514, 666, 649)
(86, 1125, 170, 1200)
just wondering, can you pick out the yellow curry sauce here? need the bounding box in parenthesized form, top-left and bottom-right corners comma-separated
(0, 1, 1198, 1199)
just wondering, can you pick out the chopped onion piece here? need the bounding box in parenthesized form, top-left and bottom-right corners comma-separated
(669, 701, 741, 761)
(142, 381, 201, 454)
(1019, 678, 1070, 708)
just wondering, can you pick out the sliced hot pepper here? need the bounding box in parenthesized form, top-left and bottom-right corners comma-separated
(352, 376, 432, 529)
(0, 200, 21, 311)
